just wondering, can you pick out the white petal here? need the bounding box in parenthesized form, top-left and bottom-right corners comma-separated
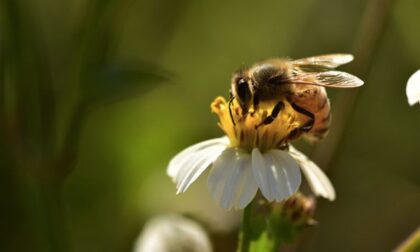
(251, 148, 301, 202)
(167, 137, 228, 193)
(407, 70, 420, 106)
(176, 145, 227, 194)
(269, 149, 302, 196)
(168, 136, 229, 178)
(251, 148, 273, 200)
(288, 146, 336, 201)
(235, 159, 259, 209)
(208, 148, 258, 210)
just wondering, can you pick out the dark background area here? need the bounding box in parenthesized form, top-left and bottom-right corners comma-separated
(0, 0, 419, 251)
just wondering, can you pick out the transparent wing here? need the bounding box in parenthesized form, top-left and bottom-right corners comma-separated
(292, 54, 354, 69)
(290, 70, 364, 88)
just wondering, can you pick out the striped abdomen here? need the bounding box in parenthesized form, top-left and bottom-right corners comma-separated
(290, 85, 331, 142)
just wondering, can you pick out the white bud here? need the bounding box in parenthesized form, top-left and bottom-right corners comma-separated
(406, 70, 420, 106)
(133, 214, 212, 252)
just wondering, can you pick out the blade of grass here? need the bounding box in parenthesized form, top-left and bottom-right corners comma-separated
(311, 0, 396, 169)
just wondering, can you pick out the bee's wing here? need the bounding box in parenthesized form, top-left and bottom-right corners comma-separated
(292, 54, 354, 69)
(290, 70, 364, 88)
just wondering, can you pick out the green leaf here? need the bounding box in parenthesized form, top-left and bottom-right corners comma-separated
(239, 195, 316, 252)
(239, 201, 276, 252)
(268, 206, 300, 245)
(249, 231, 275, 252)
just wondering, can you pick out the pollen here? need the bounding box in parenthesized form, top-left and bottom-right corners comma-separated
(211, 96, 304, 152)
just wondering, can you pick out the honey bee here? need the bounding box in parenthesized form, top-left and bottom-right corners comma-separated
(229, 54, 364, 142)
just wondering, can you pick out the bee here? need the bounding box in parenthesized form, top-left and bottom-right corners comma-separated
(229, 54, 364, 142)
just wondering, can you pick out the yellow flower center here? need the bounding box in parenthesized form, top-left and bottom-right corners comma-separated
(211, 96, 304, 152)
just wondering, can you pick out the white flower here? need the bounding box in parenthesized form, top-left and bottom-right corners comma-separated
(168, 96, 335, 210)
(406, 70, 420, 106)
(167, 136, 335, 210)
(133, 214, 212, 252)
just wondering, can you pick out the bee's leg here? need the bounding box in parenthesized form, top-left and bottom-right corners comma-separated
(290, 102, 314, 132)
(228, 90, 236, 126)
(255, 100, 284, 128)
(287, 128, 303, 140)
(251, 90, 260, 116)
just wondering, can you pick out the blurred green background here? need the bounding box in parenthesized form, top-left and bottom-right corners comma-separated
(0, 0, 419, 251)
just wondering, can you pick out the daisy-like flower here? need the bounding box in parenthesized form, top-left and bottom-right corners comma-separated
(407, 70, 420, 106)
(167, 97, 335, 210)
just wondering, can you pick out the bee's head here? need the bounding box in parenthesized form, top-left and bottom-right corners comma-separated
(231, 71, 252, 113)
(251, 63, 286, 86)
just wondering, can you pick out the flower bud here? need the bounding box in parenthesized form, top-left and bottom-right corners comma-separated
(133, 214, 212, 252)
(278, 193, 317, 227)
(265, 193, 317, 243)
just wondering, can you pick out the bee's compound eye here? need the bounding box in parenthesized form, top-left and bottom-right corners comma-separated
(237, 78, 247, 86)
(236, 78, 251, 105)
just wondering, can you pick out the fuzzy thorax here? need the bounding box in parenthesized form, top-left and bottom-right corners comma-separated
(211, 96, 304, 152)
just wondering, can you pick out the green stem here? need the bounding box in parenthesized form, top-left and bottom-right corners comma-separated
(394, 227, 420, 252)
(40, 182, 70, 252)
(312, 0, 395, 169)
(238, 203, 253, 252)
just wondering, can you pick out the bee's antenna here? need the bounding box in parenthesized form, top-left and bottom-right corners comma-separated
(228, 95, 236, 126)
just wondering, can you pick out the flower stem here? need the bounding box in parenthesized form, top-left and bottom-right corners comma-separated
(238, 202, 253, 252)
(312, 0, 395, 169)
(394, 227, 420, 252)
(40, 182, 70, 252)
